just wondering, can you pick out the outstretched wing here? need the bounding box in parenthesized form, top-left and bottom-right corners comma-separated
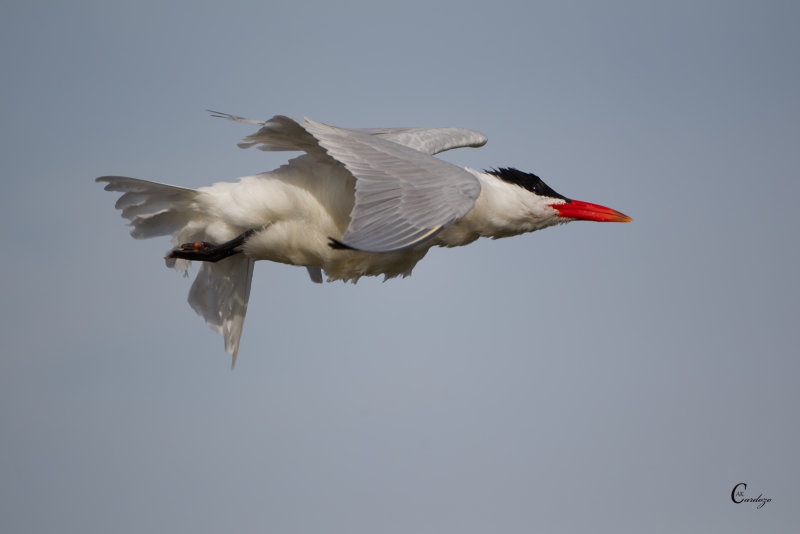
(188, 256, 254, 368)
(209, 110, 487, 155)
(211, 112, 483, 253)
(302, 119, 480, 252)
(354, 127, 487, 155)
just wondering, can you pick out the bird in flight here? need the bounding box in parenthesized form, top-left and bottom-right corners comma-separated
(98, 111, 631, 364)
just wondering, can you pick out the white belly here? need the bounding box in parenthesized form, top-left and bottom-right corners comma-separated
(201, 158, 431, 282)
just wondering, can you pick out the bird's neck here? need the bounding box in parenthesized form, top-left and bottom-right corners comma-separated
(437, 169, 566, 246)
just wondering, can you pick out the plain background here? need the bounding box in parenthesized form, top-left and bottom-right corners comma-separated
(2, 1, 798, 532)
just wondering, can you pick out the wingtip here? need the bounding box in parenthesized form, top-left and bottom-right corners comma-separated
(94, 175, 127, 191)
(228, 343, 239, 369)
(208, 110, 265, 126)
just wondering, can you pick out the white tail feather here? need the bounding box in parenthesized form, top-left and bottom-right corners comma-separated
(97, 176, 255, 364)
(97, 176, 198, 245)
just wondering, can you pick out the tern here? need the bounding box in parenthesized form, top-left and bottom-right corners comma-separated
(98, 111, 631, 364)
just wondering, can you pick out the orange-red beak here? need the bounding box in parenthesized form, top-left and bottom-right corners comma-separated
(549, 199, 632, 223)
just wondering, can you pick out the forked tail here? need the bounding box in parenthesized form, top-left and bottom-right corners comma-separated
(97, 176, 254, 365)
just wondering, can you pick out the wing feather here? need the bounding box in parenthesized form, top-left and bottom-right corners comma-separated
(212, 112, 483, 252)
(355, 127, 487, 155)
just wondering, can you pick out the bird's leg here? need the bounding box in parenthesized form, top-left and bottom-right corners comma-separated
(166, 229, 256, 263)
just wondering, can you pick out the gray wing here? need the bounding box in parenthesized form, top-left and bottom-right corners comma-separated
(302, 119, 481, 252)
(354, 127, 487, 155)
(209, 111, 322, 153)
(211, 112, 483, 253)
(209, 110, 487, 155)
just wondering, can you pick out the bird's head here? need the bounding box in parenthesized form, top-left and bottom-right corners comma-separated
(485, 167, 632, 229)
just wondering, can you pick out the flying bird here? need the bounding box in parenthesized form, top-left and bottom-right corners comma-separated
(98, 112, 631, 364)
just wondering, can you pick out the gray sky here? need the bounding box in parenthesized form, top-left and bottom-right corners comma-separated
(2, 1, 798, 532)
